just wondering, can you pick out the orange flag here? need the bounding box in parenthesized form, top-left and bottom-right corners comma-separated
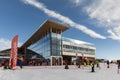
(9, 35, 18, 70)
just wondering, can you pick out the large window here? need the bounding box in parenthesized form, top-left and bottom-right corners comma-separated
(63, 44, 95, 55)
(28, 33, 51, 59)
(27, 32, 62, 59)
(51, 32, 62, 56)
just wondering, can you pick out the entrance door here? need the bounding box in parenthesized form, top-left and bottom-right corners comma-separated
(63, 56, 72, 65)
(51, 56, 62, 66)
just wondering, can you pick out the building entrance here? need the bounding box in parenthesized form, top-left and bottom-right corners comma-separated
(63, 56, 72, 65)
(51, 56, 63, 66)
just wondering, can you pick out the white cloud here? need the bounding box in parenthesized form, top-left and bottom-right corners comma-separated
(22, 0, 106, 39)
(0, 38, 22, 51)
(0, 38, 11, 51)
(86, 0, 120, 25)
(107, 26, 120, 40)
(85, 0, 120, 40)
(70, 0, 83, 6)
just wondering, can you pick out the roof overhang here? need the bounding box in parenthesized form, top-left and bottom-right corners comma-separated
(21, 20, 69, 49)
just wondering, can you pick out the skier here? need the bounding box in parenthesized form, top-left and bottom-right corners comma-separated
(107, 60, 110, 68)
(117, 61, 120, 74)
(91, 61, 95, 72)
(17, 56, 23, 69)
(65, 60, 69, 69)
(96, 60, 100, 69)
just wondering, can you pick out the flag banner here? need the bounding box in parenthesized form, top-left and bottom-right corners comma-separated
(82, 54, 84, 60)
(10, 35, 18, 70)
(82, 53, 84, 63)
(76, 53, 78, 58)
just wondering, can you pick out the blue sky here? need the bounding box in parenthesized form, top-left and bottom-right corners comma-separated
(0, 0, 120, 60)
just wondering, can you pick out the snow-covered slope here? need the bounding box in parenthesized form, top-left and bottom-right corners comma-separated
(0, 63, 120, 80)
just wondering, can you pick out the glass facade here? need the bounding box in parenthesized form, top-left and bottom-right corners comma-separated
(28, 33, 51, 59)
(51, 33, 62, 56)
(28, 32, 62, 59)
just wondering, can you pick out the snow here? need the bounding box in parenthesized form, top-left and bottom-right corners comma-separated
(0, 63, 120, 80)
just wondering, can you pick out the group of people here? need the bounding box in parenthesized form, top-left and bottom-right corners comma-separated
(2, 56, 23, 70)
(64, 59, 120, 74)
(23, 58, 50, 66)
(64, 58, 100, 72)
(1, 57, 120, 74)
(75, 58, 100, 72)
(106, 60, 120, 74)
